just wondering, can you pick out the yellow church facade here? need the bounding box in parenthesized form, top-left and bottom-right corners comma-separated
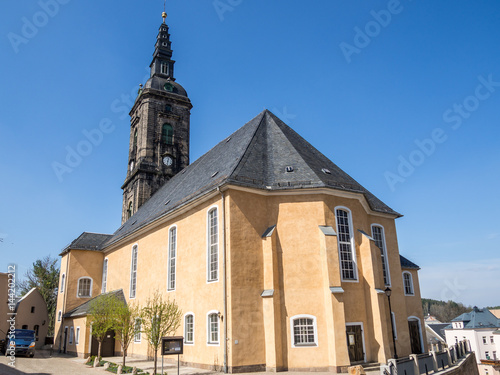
(54, 15, 426, 374)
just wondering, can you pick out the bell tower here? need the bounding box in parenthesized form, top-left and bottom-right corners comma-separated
(121, 12, 192, 224)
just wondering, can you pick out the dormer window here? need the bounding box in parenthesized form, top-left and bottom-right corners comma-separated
(164, 82, 174, 92)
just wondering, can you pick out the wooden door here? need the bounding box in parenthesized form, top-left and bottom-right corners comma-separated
(346, 325, 365, 363)
(408, 320, 422, 354)
(90, 330, 115, 357)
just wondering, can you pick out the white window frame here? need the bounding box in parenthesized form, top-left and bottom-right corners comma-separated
(130, 244, 138, 299)
(403, 271, 414, 296)
(58, 310, 62, 322)
(371, 224, 391, 286)
(335, 206, 358, 282)
(76, 277, 93, 298)
(76, 327, 80, 345)
(167, 225, 177, 291)
(290, 314, 318, 348)
(184, 312, 195, 345)
(483, 336, 487, 344)
(207, 310, 220, 346)
(207, 206, 219, 283)
(134, 318, 141, 343)
(391, 312, 397, 340)
(60, 273, 65, 293)
(69, 327, 74, 344)
(102, 258, 108, 293)
(491, 336, 494, 344)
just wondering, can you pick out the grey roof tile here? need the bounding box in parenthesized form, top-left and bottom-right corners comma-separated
(400, 255, 420, 270)
(60, 232, 113, 255)
(451, 307, 500, 329)
(63, 289, 126, 318)
(105, 110, 400, 248)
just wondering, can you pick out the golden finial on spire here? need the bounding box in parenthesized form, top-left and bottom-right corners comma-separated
(162, 0, 167, 23)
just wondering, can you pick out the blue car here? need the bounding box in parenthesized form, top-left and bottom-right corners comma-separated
(3, 329, 36, 358)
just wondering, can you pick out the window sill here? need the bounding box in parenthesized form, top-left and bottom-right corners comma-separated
(293, 343, 318, 348)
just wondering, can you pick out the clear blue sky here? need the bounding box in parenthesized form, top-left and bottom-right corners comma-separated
(1, 1, 499, 307)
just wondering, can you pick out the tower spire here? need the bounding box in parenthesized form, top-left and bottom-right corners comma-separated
(162, 0, 167, 23)
(150, 7, 175, 80)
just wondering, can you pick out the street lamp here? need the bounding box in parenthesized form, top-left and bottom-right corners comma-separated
(385, 287, 398, 359)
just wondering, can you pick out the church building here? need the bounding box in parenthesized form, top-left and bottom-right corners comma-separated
(54, 12, 427, 373)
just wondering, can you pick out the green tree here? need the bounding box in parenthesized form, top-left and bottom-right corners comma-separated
(18, 255, 60, 336)
(141, 291, 182, 375)
(87, 293, 121, 360)
(113, 301, 142, 368)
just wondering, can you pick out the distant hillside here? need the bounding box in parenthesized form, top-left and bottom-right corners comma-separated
(422, 298, 472, 323)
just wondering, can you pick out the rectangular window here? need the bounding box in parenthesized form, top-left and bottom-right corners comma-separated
(69, 327, 74, 344)
(208, 209, 219, 281)
(31, 306, 35, 313)
(134, 319, 141, 342)
(485, 351, 490, 359)
(185, 315, 194, 344)
(391, 312, 397, 340)
(208, 313, 219, 344)
(293, 318, 316, 346)
(76, 327, 80, 345)
(483, 336, 487, 344)
(161, 61, 168, 75)
(61, 273, 65, 293)
(372, 225, 390, 286)
(336, 209, 357, 280)
(168, 227, 177, 290)
(491, 336, 494, 344)
(130, 245, 138, 298)
(78, 278, 92, 298)
(102, 259, 108, 293)
(493, 351, 497, 360)
(403, 272, 414, 295)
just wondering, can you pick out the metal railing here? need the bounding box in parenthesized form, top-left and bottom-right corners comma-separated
(380, 340, 470, 375)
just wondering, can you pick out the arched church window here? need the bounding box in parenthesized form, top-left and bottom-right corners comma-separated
(162, 124, 173, 145)
(127, 202, 133, 220)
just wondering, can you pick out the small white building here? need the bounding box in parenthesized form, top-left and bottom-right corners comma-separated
(444, 307, 500, 375)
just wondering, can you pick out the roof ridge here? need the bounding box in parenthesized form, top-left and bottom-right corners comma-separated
(227, 111, 268, 181)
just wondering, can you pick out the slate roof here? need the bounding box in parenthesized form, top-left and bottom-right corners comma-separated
(427, 323, 449, 340)
(400, 255, 420, 270)
(60, 232, 113, 255)
(449, 307, 500, 329)
(63, 289, 126, 318)
(104, 110, 400, 248)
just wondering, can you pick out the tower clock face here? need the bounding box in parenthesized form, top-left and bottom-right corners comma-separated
(163, 156, 173, 166)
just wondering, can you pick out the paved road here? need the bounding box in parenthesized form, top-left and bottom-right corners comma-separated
(0, 351, 380, 375)
(0, 350, 101, 375)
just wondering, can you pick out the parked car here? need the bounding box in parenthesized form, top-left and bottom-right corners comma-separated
(3, 329, 36, 357)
